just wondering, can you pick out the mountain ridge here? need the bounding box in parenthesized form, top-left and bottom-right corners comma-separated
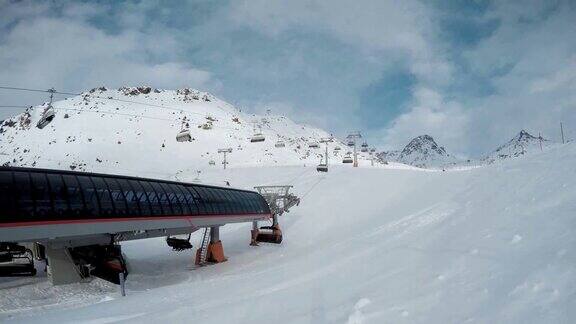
(0, 86, 375, 179)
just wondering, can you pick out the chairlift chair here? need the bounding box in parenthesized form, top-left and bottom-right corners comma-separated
(251, 124, 265, 143)
(334, 146, 341, 151)
(347, 140, 355, 147)
(37, 106, 55, 129)
(342, 153, 353, 164)
(209, 160, 216, 166)
(308, 142, 319, 148)
(316, 163, 328, 172)
(176, 129, 192, 142)
(360, 141, 369, 152)
(275, 140, 285, 148)
(251, 133, 265, 142)
(166, 233, 193, 251)
(0, 243, 36, 277)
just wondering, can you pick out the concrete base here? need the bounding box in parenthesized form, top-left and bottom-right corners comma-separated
(46, 246, 83, 285)
(206, 241, 227, 263)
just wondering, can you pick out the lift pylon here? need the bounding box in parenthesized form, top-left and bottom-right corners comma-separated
(218, 148, 233, 170)
(317, 137, 332, 172)
(195, 226, 227, 266)
(346, 132, 362, 167)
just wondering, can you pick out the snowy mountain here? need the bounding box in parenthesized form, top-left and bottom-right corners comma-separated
(483, 130, 551, 164)
(378, 135, 458, 169)
(0, 86, 372, 178)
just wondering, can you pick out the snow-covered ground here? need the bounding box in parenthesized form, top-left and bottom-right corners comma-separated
(1, 143, 575, 323)
(0, 87, 376, 175)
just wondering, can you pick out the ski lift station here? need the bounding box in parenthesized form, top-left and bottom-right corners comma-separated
(0, 167, 299, 286)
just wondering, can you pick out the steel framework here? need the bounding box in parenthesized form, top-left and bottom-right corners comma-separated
(251, 185, 300, 244)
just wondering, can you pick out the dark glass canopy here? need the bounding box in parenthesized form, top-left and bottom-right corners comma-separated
(0, 167, 270, 224)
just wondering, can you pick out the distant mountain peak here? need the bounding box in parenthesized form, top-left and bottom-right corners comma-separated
(515, 129, 540, 141)
(400, 135, 448, 158)
(483, 129, 551, 163)
(378, 134, 457, 168)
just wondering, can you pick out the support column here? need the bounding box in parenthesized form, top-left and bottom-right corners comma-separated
(272, 214, 279, 227)
(206, 226, 227, 263)
(210, 226, 219, 243)
(45, 246, 83, 285)
(250, 221, 259, 246)
(254, 215, 283, 244)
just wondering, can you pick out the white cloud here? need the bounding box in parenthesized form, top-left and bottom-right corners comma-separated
(2, 1, 574, 155)
(0, 2, 211, 119)
(380, 87, 470, 153)
(226, 0, 459, 144)
(380, 1, 576, 155)
(460, 1, 576, 151)
(228, 0, 451, 86)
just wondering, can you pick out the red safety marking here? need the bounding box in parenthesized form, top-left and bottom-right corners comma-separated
(0, 213, 272, 228)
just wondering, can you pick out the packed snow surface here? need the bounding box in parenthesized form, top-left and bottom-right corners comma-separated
(1, 143, 575, 323)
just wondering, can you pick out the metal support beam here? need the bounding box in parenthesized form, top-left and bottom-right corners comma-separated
(218, 148, 233, 170)
(346, 132, 362, 167)
(210, 226, 220, 243)
(250, 221, 259, 246)
(45, 245, 83, 285)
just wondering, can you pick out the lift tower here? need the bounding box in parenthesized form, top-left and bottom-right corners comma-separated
(317, 137, 333, 172)
(218, 148, 233, 170)
(346, 132, 362, 167)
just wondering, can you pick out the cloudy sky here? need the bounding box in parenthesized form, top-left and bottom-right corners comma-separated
(1, 0, 575, 157)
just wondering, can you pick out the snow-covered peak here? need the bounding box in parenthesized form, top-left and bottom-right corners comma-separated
(483, 130, 551, 164)
(378, 135, 458, 169)
(400, 135, 447, 158)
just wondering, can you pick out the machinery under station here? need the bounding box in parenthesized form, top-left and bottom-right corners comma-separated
(0, 167, 300, 286)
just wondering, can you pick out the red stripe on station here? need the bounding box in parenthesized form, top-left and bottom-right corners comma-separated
(0, 213, 272, 228)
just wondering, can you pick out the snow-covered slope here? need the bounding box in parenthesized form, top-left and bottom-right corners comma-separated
(0, 87, 373, 177)
(483, 130, 553, 164)
(378, 135, 458, 168)
(2, 143, 575, 323)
